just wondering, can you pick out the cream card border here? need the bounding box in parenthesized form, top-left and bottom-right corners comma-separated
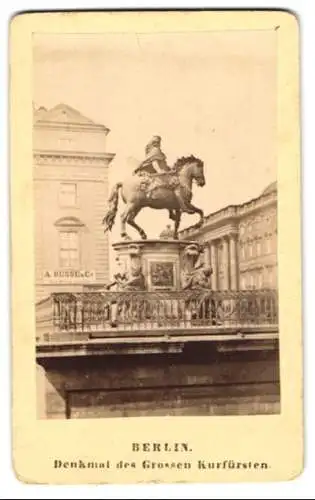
(10, 10, 302, 484)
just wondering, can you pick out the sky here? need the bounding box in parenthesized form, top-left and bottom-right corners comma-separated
(33, 30, 277, 239)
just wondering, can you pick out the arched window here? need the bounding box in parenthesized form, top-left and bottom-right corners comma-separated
(59, 231, 79, 268)
(256, 239, 262, 257)
(54, 217, 85, 269)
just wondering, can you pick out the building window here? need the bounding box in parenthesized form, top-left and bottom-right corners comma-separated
(248, 241, 253, 258)
(258, 271, 263, 289)
(240, 242, 245, 260)
(249, 274, 255, 289)
(59, 231, 80, 268)
(241, 275, 246, 290)
(59, 136, 74, 148)
(59, 183, 77, 207)
(256, 239, 261, 256)
(268, 268, 274, 287)
(265, 236, 272, 254)
(263, 267, 274, 288)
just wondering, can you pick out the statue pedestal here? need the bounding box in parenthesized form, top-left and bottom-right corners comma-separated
(112, 239, 198, 291)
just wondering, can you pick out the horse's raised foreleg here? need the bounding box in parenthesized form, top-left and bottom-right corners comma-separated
(173, 210, 181, 239)
(174, 187, 196, 215)
(185, 202, 204, 228)
(169, 210, 176, 221)
(126, 206, 147, 240)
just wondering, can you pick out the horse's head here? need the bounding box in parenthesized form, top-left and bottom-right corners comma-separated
(190, 157, 205, 187)
(174, 155, 206, 187)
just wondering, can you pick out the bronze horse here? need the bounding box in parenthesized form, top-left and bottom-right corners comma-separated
(102, 155, 206, 240)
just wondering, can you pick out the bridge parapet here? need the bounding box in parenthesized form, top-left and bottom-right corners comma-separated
(36, 289, 278, 345)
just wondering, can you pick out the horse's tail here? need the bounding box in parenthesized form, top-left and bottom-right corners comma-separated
(102, 182, 122, 232)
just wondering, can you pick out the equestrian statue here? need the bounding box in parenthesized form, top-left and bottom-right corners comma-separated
(102, 135, 206, 240)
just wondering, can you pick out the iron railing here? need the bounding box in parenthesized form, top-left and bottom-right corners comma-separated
(36, 289, 278, 343)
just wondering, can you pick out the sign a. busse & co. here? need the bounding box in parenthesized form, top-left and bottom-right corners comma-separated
(42, 270, 96, 282)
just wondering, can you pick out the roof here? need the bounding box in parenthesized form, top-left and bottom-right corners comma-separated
(33, 103, 109, 132)
(179, 181, 277, 238)
(261, 181, 277, 196)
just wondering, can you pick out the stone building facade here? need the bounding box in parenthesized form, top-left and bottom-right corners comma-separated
(179, 182, 277, 291)
(33, 103, 115, 301)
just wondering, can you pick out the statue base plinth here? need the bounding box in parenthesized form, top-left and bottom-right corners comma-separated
(112, 239, 198, 292)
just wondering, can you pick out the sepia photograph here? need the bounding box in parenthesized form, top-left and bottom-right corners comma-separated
(9, 8, 305, 485)
(33, 27, 280, 420)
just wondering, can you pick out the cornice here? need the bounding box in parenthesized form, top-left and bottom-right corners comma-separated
(200, 225, 239, 242)
(34, 120, 110, 134)
(239, 257, 277, 272)
(180, 192, 277, 240)
(34, 151, 115, 166)
(237, 193, 277, 217)
(33, 176, 106, 183)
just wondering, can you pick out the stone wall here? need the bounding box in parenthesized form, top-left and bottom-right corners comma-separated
(37, 342, 280, 419)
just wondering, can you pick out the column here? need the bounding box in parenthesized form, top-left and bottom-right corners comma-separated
(222, 237, 230, 290)
(203, 242, 211, 267)
(210, 241, 218, 290)
(229, 233, 238, 290)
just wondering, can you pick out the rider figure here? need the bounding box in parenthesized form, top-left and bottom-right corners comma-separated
(133, 135, 194, 214)
(134, 136, 171, 176)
